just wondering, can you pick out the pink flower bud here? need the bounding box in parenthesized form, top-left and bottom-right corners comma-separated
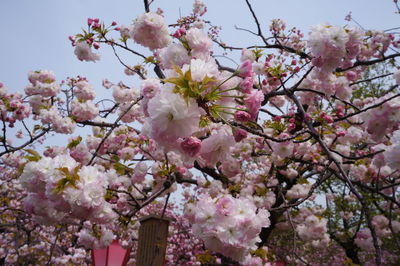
(304, 113, 312, 121)
(173, 26, 186, 38)
(234, 111, 251, 122)
(93, 22, 101, 29)
(323, 115, 334, 123)
(87, 18, 94, 25)
(111, 21, 117, 26)
(172, 31, 181, 38)
(180, 137, 201, 157)
(336, 131, 346, 137)
(233, 128, 248, 142)
(345, 71, 357, 81)
(93, 42, 100, 49)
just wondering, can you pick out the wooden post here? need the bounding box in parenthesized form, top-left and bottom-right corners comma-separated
(136, 215, 171, 266)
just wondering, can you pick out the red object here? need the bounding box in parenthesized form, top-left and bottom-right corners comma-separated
(91, 240, 131, 266)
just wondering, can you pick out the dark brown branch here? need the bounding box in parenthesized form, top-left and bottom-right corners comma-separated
(336, 53, 400, 72)
(0, 127, 50, 157)
(194, 161, 230, 185)
(214, 39, 310, 59)
(88, 96, 143, 165)
(77, 121, 116, 128)
(349, 73, 393, 86)
(334, 92, 400, 123)
(99, 39, 146, 59)
(143, 0, 150, 13)
(244, 0, 268, 45)
(110, 44, 146, 80)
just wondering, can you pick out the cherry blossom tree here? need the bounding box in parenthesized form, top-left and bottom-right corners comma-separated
(1, 0, 400, 265)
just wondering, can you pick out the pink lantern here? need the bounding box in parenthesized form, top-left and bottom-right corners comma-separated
(91, 240, 131, 266)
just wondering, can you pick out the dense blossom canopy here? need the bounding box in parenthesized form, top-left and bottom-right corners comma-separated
(1, 0, 400, 265)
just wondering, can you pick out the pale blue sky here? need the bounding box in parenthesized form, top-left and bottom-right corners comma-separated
(0, 0, 398, 92)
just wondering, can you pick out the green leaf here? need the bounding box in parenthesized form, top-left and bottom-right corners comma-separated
(228, 184, 241, 194)
(196, 251, 214, 264)
(251, 247, 269, 259)
(255, 185, 268, 196)
(113, 162, 132, 175)
(204, 87, 221, 102)
(23, 149, 41, 162)
(54, 166, 81, 193)
(67, 136, 82, 149)
(144, 56, 156, 64)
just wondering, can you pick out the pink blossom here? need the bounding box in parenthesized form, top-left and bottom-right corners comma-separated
(25, 70, 60, 97)
(188, 58, 218, 82)
(233, 128, 248, 142)
(112, 84, 139, 103)
(156, 43, 190, 69)
(185, 28, 212, 59)
(240, 48, 256, 62)
(180, 137, 202, 157)
(140, 78, 161, 99)
(74, 42, 100, 62)
(244, 89, 264, 120)
(27, 70, 56, 86)
(132, 161, 148, 183)
(73, 80, 95, 100)
(185, 193, 270, 263)
(147, 90, 201, 145)
(71, 99, 99, 121)
(200, 127, 235, 166)
(240, 77, 253, 93)
(220, 156, 240, 177)
(239, 60, 253, 78)
(118, 102, 142, 123)
(193, 0, 207, 16)
(130, 12, 171, 50)
(215, 195, 235, 216)
(39, 106, 76, 134)
(286, 183, 311, 199)
(234, 110, 252, 122)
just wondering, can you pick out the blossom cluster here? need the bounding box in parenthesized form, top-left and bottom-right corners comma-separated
(20, 154, 116, 225)
(184, 193, 270, 262)
(0, 82, 31, 127)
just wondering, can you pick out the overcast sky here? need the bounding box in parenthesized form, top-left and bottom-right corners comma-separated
(0, 0, 398, 92)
